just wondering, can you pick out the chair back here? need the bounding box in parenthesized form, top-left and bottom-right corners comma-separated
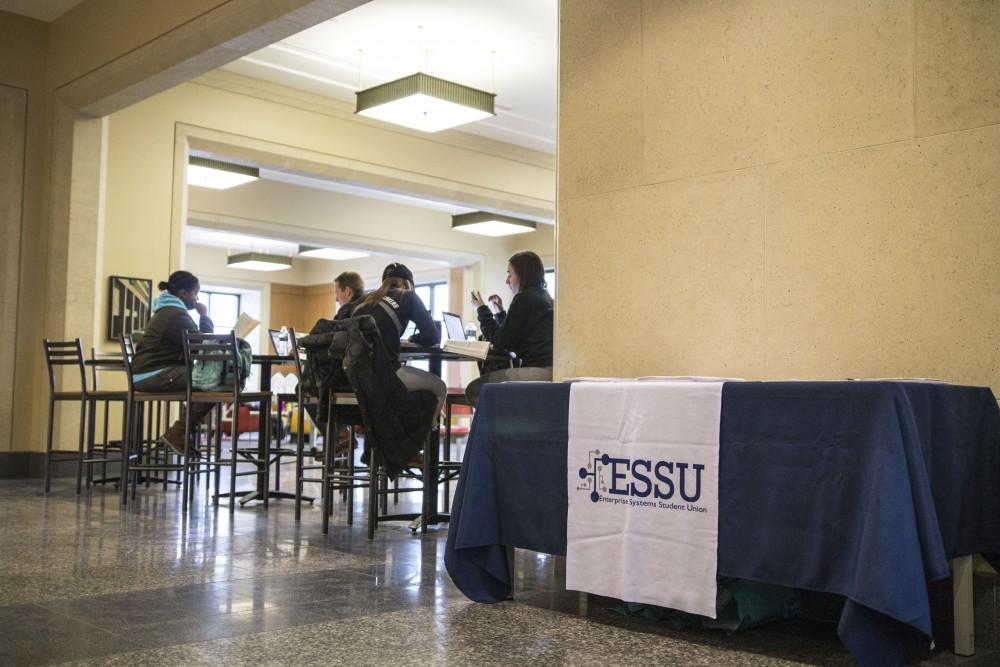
(288, 327, 306, 381)
(182, 331, 241, 402)
(42, 338, 86, 395)
(90, 347, 124, 390)
(118, 334, 137, 392)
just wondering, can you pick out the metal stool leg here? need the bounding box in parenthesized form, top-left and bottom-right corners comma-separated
(75, 398, 86, 495)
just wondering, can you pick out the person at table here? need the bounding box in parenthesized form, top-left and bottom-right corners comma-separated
(352, 262, 447, 416)
(333, 271, 365, 320)
(465, 250, 553, 406)
(131, 270, 215, 455)
(301, 270, 366, 452)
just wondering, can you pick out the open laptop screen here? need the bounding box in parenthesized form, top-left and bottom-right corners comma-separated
(442, 311, 466, 341)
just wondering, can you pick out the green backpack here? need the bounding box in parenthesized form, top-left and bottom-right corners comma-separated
(191, 338, 253, 391)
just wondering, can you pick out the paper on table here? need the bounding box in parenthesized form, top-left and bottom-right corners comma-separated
(234, 312, 260, 340)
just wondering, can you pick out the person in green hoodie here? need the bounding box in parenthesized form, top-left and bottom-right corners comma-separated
(132, 270, 215, 455)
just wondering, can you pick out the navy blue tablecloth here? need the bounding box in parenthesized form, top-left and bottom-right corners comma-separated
(445, 381, 1000, 667)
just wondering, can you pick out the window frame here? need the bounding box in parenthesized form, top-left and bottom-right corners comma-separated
(200, 289, 242, 335)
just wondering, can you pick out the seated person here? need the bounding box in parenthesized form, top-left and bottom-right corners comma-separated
(301, 270, 366, 451)
(333, 270, 365, 320)
(465, 251, 553, 406)
(131, 270, 215, 455)
(352, 262, 447, 419)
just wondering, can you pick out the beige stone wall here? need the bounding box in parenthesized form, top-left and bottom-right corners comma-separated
(557, 0, 1000, 389)
(0, 12, 49, 453)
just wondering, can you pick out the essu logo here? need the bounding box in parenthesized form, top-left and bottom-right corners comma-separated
(577, 451, 705, 504)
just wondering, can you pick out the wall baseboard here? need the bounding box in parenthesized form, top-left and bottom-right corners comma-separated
(0, 452, 83, 479)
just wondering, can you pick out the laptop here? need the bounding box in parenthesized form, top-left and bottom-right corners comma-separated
(269, 328, 287, 354)
(441, 311, 468, 341)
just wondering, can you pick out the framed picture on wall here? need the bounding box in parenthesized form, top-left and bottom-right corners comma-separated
(107, 276, 153, 341)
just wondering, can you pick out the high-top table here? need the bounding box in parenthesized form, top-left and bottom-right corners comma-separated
(445, 381, 1000, 667)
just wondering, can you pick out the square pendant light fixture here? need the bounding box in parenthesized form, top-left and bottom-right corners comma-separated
(227, 252, 292, 272)
(356, 72, 495, 133)
(452, 211, 536, 237)
(298, 245, 370, 261)
(188, 156, 259, 190)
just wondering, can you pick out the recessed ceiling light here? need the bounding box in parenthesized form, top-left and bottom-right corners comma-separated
(227, 252, 291, 272)
(298, 245, 370, 261)
(356, 72, 495, 133)
(188, 156, 259, 190)
(452, 211, 536, 237)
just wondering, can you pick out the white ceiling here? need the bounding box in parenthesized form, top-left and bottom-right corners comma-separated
(184, 226, 301, 257)
(0, 0, 83, 21)
(223, 0, 557, 153)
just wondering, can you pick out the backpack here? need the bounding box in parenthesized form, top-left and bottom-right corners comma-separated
(191, 338, 253, 391)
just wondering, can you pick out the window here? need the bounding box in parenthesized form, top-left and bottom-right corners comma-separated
(201, 290, 241, 335)
(405, 281, 448, 339)
(414, 281, 448, 319)
(544, 269, 555, 298)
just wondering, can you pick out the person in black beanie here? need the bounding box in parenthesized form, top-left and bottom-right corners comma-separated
(352, 263, 447, 417)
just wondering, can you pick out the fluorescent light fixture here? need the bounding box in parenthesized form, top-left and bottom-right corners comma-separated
(227, 252, 292, 272)
(298, 245, 370, 261)
(356, 72, 495, 133)
(187, 156, 259, 190)
(452, 211, 536, 237)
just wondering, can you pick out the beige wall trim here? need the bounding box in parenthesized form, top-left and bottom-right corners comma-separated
(54, 0, 369, 117)
(0, 85, 27, 452)
(193, 70, 557, 171)
(178, 123, 555, 219)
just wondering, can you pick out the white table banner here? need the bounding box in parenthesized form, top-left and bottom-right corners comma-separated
(566, 380, 723, 618)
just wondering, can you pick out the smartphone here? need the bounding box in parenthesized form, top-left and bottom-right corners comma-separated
(470, 290, 478, 300)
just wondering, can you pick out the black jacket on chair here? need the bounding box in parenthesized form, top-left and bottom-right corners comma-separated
(299, 315, 437, 478)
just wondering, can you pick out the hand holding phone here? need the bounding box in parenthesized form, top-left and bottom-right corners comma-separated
(470, 290, 484, 307)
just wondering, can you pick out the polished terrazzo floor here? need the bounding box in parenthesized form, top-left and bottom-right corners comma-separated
(1, 455, 995, 666)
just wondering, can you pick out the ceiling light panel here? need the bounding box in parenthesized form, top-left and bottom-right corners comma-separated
(227, 252, 292, 272)
(187, 156, 259, 190)
(452, 211, 536, 237)
(356, 73, 495, 133)
(298, 245, 370, 260)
